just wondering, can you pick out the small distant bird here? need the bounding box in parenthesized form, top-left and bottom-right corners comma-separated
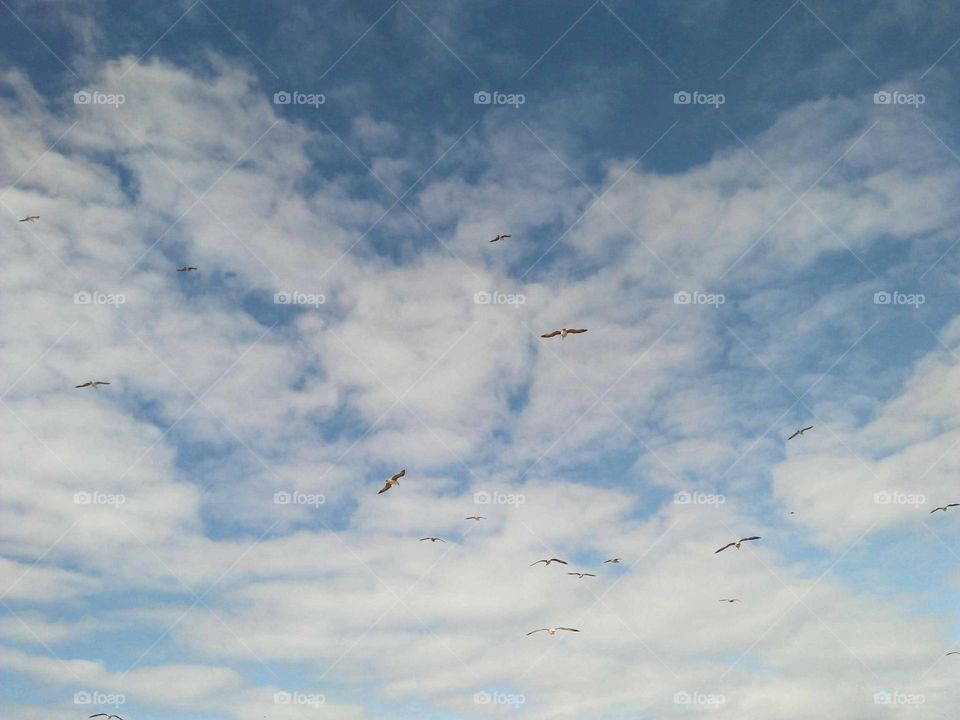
(530, 558, 568, 566)
(719, 598, 741, 603)
(75, 381, 110, 389)
(19, 215, 39, 223)
(541, 328, 588, 339)
(465, 516, 486, 521)
(377, 469, 405, 494)
(603, 558, 621, 564)
(930, 504, 960, 514)
(787, 426, 814, 440)
(89, 715, 125, 720)
(715, 536, 761, 554)
(568, 572, 595, 578)
(489, 234, 512, 243)
(419, 537, 446, 543)
(177, 265, 198, 272)
(527, 627, 579, 636)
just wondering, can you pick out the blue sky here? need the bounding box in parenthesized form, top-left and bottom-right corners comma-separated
(2, 0, 960, 718)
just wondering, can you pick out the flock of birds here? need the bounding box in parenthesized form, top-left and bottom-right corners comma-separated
(15, 214, 958, 660)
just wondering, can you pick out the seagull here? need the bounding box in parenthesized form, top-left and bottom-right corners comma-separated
(177, 265, 198, 272)
(930, 503, 960, 514)
(526, 627, 580, 636)
(530, 558, 568, 566)
(568, 572, 595, 578)
(715, 536, 761, 554)
(541, 328, 588, 339)
(489, 234, 511, 243)
(603, 558, 621, 564)
(89, 715, 125, 720)
(18, 215, 39, 223)
(465, 516, 486, 521)
(419, 537, 446, 543)
(718, 598, 741, 603)
(377, 469, 405, 494)
(75, 381, 110, 389)
(787, 426, 814, 440)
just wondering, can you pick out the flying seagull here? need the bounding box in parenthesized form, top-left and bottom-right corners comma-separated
(787, 426, 814, 440)
(89, 715, 125, 720)
(718, 598, 741, 603)
(530, 558, 568, 566)
(568, 572, 595, 578)
(930, 503, 960, 514)
(18, 215, 39, 223)
(419, 537, 446, 543)
(377, 469, 405, 494)
(526, 627, 580, 636)
(177, 265, 198, 272)
(541, 328, 588, 339)
(603, 558, 621, 564)
(465, 516, 486, 521)
(489, 234, 511, 243)
(715, 536, 761, 554)
(75, 381, 110, 389)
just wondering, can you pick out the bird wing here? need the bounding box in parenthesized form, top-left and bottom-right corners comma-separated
(787, 430, 800, 440)
(930, 507, 944, 513)
(541, 331, 561, 338)
(715, 543, 735, 553)
(566, 329, 588, 334)
(526, 628, 550, 635)
(551, 558, 568, 564)
(557, 627, 580, 632)
(530, 560, 547, 566)
(802, 426, 814, 432)
(583, 573, 595, 577)
(740, 536, 761, 542)
(391, 469, 405, 482)
(949, 504, 960, 508)
(377, 481, 392, 494)
(75, 382, 91, 388)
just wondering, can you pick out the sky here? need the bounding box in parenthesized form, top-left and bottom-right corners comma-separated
(1, 0, 960, 717)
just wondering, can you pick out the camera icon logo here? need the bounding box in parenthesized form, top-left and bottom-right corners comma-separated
(74, 691, 92, 705)
(273, 491, 291, 505)
(873, 91, 892, 105)
(474, 291, 491, 305)
(274, 91, 292, 105)
(474, 91, 492, 105)
(873, 491, 891, 505)
(74, 91, 92, 105)
(274, 291, 292, 304)
(74, 291, 92, 305)
(674, 291, 691, 305)
(874, 691, 892, 705)
(74, 491, 92, 505)
(474, 691, 491, 705)
(674, 491, 691, 505)
(473, 491, 491, 505)
(873, 291, 891, 305)
(673, 91, 691, 105)
(274, 692, 292, 705)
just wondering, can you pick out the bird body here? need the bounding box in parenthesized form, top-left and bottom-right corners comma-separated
(603, 558, 621, 564)
(787, 426, 814, 440)
(75, 381, 110, 389)
(465, 516, 486, 521)
(530, 558, 568, 566)
(568, 572, 595, 578)
(930, 503, 959, 514)
(719, 598, 741, 603)
(419, 537, 445, 543)
(19, 215, 39, 222)
(527, 627, 579, 636)
(715, 536, 761, 553)
(489, 234, 511, 243)
(378, 469, 405, 494)
(177, 266, 198, 272)
(541, 328, 588, 339)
